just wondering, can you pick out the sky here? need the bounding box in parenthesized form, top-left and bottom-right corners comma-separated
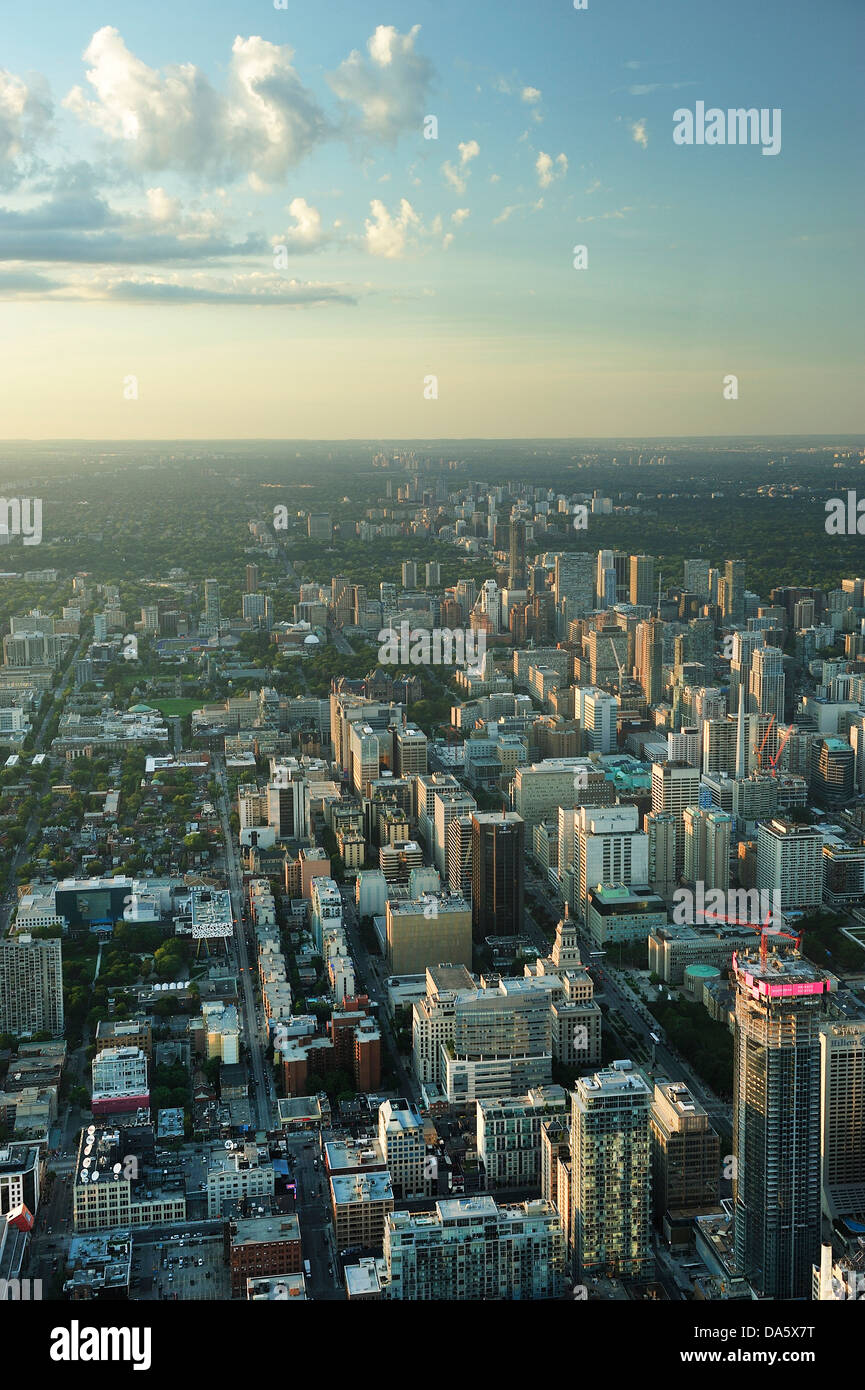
(0, 0, 862, 439)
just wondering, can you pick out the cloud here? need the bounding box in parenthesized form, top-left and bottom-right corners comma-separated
(521, 86, 541, 104)
(64, 27, 331, 180)
(442, 139, 479, 193)
(0, 69, 52, 183)
(630, 120, 648, 148)
(493, 199, 543, 225)
(271, 196, 325, 253)
(96, 273, 355, 305)
(0, 165, 259, 264)
(573, 205, 635, 224)
(364, 197, 420, 258)
(327, 24, 431, 142)
(536, 151, 567, 188)
(451, 208, 470, 225)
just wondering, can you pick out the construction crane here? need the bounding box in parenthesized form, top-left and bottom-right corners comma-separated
(607, 634, 626, 689)
(767, 723, 794, 775)
(753, 715, 775, 771)
(702, 905, 802, 967)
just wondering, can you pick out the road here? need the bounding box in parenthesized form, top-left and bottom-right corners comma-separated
(213, 754, 272, 1132)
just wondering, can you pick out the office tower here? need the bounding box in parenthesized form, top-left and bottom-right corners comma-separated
(812, 737, 855, 809)
(732, 949, 830, 1299)
(307, 512, 332, 539)
(0, 935, 64, 1037)
(636, 617, 664, 705)
(401, 560, 418, 589)
(644, 811, 677, 902)
(723, 558, 745, 624)
(682, 805, 731, 890)
(586, 626, 628, 687)
(425, 561, 441, 588)
(629, 554, 655, 609)
(203, 578, 220, 630)
(447, 814, 474, 897)
(140, 605, 159, 633)
(383, 1196, 565, 1300)
(571, 1066, 653, 1280)
(242, 591, 272, 630)
(378, 1099, 429, 1200)
(245, 563, 259, 594)
(508, 516, 527, 590)
(267, 769, 307, 841)
(455, 578, 477, 614)
(575, 686, 618, 754)
(470, 812, 525, 938)
(385, 895, 472, 975)
(683, 558, 711, 599)
(748, 645, 785, 720)
(432, 788, 476, 877)
(650, 1081, 720, 1222)
(819, 1022, 865, 1220)
(575, 805, 648, 922)
(393, 723, 428, 780)
(667, 725, 700, 768)
(554, 552, 594, 621)
(728, 629, 763, 710)
(595, 549, 614, 608)
(651, 761, 701, 876)
(756, 817, 822, 912)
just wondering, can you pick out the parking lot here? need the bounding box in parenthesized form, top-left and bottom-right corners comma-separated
(132, 1232, 230, 1301)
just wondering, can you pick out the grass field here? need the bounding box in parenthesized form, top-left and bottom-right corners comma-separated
(150, 699, 201, 718)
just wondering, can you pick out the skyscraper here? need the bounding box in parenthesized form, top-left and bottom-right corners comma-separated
(819, 1022, 865, 1221)
(401, 560, 418, 589)
(203, 578, 221, 631)
(571, 1066, 653, 1280)
(756, 817, 822, 912)
(554, 552, 594, 622)
(651, 761, 700, 876)
(245, 563, 259, 593)
(508, 516, 527, 590)
(748, 644, 785, 720)
(732, 948, 830, 1299)
(683, 558, 711, 599)
(629, 554, 655, 609)
(724, 558, 745, 624)
(0, 934, 64, 1037)
(470, 811, 525, 939)
(636, 617, 664, 705)
(683, 805, 732, 890)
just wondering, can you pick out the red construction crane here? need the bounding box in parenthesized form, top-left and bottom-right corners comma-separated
(702, 906, 802, 967)
(767, 722, 794, 774)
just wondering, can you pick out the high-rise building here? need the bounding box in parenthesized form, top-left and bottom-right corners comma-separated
(629, 554, 655, 609)
(425, 561, 441, 588)
(203, 578, 221, 631)
(575, 686, 618, 754)
(385, 895, 472, 976)
(383, 1196, 565, 1300)
(571, 1066, 653, 1280)
(245, 563, 259, 594)
(644, 810, 677, 902)
(447, 814, 474, 897)
(476, 1086, 569, 1187)
(683, 559, 711, 599)
(554, 552, 594, 622)
(508, 516, 527, 590)
(650, 1080, 720, 1222)
(682, 805, 732, 890)
(242, 592, 272, 630)
(307, 513, 332, 540)
(575, 804, 648, 922)
(748, 645, 785, 720)
(401, 560, 418, 589)
(756, 818, 822, 912)
(819, 1022, 865, 1221)
(812, 737, 855, 809)
(636, 617, 664, 705)
(378, 1098, 429, 1200)
(651, 761, 701, 876)
(470, 812, 525, 938)
(732, 948, 830, 1299)
(724, 558, 745, 624)
(0, 934, 64, 1037)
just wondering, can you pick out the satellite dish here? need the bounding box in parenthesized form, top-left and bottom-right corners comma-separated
(80, 1171, 89, 1183)
(224, 1140, 233, 1150)
(91, 1171, 99, 1181)
(113, 1163, 122, 1174)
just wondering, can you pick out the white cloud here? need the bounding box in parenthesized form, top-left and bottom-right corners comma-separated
(327, 24, 431, 141)
(364, 197, 419, 258)
(451, 208, 470, 225)
(521, 86, 541, 104)
(631, 120, 648, 149)
(272, 196, 325, 252)
(536, 151, 567, 188)
(0, 69, 52, 178)
(442, 139, 479, 194)
(64, 26, 330, 180)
